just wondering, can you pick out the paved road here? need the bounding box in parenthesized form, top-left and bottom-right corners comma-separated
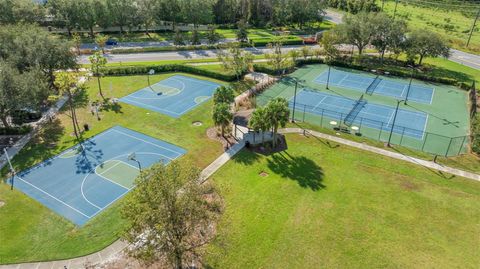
(78, 45, 318, 64)
(448, 49, 480, 70)
(324, 9, 344, 24)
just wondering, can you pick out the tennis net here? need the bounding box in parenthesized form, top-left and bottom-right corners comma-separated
(365, 76, 382, 95)
(344, 94, 367, 126)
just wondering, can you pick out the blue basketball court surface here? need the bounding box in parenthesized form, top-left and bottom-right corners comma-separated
(314, 69, 434, 104)
(120, 75, 220, 117)
(293, 89, 428, 139)
(8, 126, 186, 226)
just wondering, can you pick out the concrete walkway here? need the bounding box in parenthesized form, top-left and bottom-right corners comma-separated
(280, 128, 480, 182)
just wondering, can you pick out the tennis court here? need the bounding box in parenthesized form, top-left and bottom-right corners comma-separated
(293, 89, 428, 139)
(120, 75, 220, 117)
(314, 69, 434, 104)
(8, 126, 186, 226)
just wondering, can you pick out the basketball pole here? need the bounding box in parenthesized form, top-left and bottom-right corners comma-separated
(3, 148, 15, 190)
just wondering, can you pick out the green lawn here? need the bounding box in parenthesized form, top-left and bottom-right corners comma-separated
(379, 0, 480, 54)
(0, 73, 227, 264)
(206, 133, 480, 268)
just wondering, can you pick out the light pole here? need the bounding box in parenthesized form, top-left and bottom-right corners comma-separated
(326, 65, 331, 89)
(4, 148, 15, 190)
(387, 99, 405, 147)
(292, 80, 299, 122)
(404, 65, 415, 105)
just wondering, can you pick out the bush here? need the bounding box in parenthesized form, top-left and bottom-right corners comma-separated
(250, 36, 303, 47)
(0, 125, 32, 135)
(472, 114, 480, 155)
(101, 64, 238, 81)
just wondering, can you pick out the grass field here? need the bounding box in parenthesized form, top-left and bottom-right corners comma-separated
(206, 134, 480, 268)
(0, 73, 226, 264)
(380, 0, 480, 54)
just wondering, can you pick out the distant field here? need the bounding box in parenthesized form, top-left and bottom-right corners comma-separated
(379, 0, 480, 54)
(206, 134, 480, 268)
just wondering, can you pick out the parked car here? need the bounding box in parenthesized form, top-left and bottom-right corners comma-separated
(11, 109, 42, 125)
(106, 39, 118, 46)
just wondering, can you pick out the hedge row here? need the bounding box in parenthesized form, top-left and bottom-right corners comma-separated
(0, 125, 32, 135)
(102, 64, 239, 81)
(255, 57, 470, 89)
(250, 36, 304, 47)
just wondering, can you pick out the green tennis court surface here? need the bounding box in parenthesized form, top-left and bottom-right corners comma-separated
(258, 64, 470, 156)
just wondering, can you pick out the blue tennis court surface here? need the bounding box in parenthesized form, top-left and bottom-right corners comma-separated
(293, 90, 428, 139)
(314, 69, 434, 104)
(120, 75, 220, 117)
(8, 126, 186, 226)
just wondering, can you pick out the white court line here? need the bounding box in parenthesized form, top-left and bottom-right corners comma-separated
(16, 176, 92, 219)
(421, 114, 429, 140)
(96, 173, 130, 190)
(174, 75, 220, 87)
(312, 96, 328, 111)
(112, 129, 182, 157)
(386, 109, 395, 126)
(170, 77, 186, 91)
(120, 97, 181, 116)
(96, 160, 122, 176)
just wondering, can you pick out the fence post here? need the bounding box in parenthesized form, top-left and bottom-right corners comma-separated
(458, 136, 467, 155)
(320, 109, 324, 126)
(445, 137, 453, 157)
(303, 104, 306, 122)
(399, 127, 405, 145)
(378, 122, 383, 141)
(421, 133, 429, 151)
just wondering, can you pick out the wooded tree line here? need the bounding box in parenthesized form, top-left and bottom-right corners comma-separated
(0, 24, 77, 128)
(0, 0, 327, 35)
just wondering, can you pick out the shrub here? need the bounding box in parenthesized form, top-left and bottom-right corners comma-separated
(0, 125, 32, 135)
(101, 64, 239, 81)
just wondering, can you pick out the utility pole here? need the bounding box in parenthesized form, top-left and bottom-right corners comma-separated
(467, 7, 480, 48)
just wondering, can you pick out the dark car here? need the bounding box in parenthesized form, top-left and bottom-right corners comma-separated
(11, 109, 42, 125)
(106, 39, 118, 46)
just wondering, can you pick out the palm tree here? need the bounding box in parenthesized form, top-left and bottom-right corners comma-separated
(212, 103, 232, 138)
(265, 98, 290, 148)
(94, 34, 109, 54)
(89, 51, 107, 100)
(249, 107, 269, 145)
(213, 86, 235, 105)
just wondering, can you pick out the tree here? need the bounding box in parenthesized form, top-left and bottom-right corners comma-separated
(137, 0, 156, 36)
(173, 29, 185, 46)
(287, 0, 326, 28)
(213, 86, 235, 104)
(181, 0, 214, 29)
(206, 25, 221, 44)
(95, 34, 109, 54)
(89, 51, 107, 99)
(338, 11, 376, 55)
(106, 0, 136, 33)
(265, 39, 292, 75)
(321, 29, 342, 62)
(0, 24, 77, 90)
(236, 19, 248, 42)
(0, 0, 45, 24)
(300, 46, 311, 60)
(76, 0, 97, 37)
(157, 0, 183, 31)
(54, 72, 82, 142)
(212, 102, 232, 137)
(72, 32, 82, 56)
(289, 49, 301, 63)
(122, 160, 217, 268)
(191, 30, 201, 45)
(217, 43, 253, 80)
(93, 0, 111, 29)
(47, 0, 81, 36)
(265, 97, 289, 147)
(371, 14, 407, 60)
(249, 107, 269, 144)
(405, 29, 450, 65)
(0, 61, 49, 128)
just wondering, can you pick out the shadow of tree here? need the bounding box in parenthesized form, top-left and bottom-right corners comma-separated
(266, 151, 325, 191)
(74, 139, 104, 174)
(231, 150, 261, 166)
(100, 98, 123, 114)
(12, 118, 65, 172)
